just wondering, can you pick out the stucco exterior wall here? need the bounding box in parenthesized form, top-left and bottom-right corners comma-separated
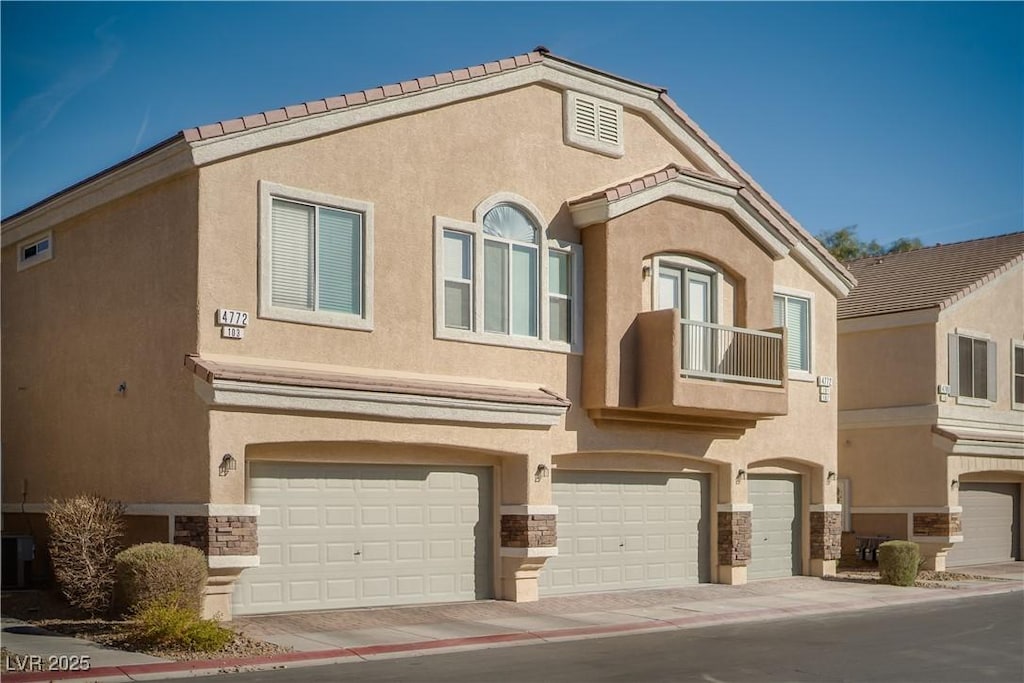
(838, 323, 937, 410)
(1, 174, 208, 505)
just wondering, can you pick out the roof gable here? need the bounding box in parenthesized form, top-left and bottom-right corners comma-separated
(838, 231, 1024, 320)
(2, 48, 853, 295)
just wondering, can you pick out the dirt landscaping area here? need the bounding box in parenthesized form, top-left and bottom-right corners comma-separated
(1, 589, 289, 662)
(831, 559, 1005, 588)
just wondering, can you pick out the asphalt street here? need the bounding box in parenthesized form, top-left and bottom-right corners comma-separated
(176, 592, 1023, 683)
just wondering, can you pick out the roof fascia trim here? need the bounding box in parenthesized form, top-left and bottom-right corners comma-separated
(791, 243, 853, 297)
(569, 174, 790, 259)
(2, 139, 196, 247)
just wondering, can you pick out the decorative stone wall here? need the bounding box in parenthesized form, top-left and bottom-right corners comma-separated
(174, 515, 258, 556)
(810, 511, 842, 560)
(912, 512, 962, 537)
(501, 514, 556, 548)
(717, 511, 751, 567)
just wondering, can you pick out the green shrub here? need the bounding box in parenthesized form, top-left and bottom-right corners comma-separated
(878, 540, 920, 586)
(47, 495, 126, 614)
(114, 543, 207, 616)
(131, 599, 234, 653)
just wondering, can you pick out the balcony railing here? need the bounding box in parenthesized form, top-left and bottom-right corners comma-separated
(680, 320, 784, 386)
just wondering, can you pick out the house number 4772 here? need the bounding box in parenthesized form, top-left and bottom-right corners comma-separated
(216, 309, 249, 327)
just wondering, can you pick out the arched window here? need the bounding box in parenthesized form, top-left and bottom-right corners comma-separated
(482, 204, 538, 336)
(434, 194, 582, 352)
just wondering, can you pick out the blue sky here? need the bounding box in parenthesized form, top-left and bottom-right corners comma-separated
(2, 2, 1021, 247)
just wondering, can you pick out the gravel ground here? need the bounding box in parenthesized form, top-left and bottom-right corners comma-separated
(1, 590, 291, 662)
(831, 560, 999, 588)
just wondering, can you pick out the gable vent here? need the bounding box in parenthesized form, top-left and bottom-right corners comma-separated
(565, 91, 624, 158)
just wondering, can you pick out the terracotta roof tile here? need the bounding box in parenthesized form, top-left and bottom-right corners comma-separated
(242, 113, 268, 128)
(324, 96, 347, 110)
(365, 87, 385, 102)
(467, 64, 486, 78)
(514, 54, 531, 68)
(346, 91, 367, 106)
(570, 163, 737, 206)
(197, 123, 224, 139)
(284, 104, 308, 118)
(483, 61, 501, 74)
(838, 232, 1024, 320)
(381, 83, 403, 97)
(185, 356, 571, 408)
(417, 75, 437, 89)
(499, 57, 517, 70)
(220, 118, 245, 135)
(435, 71, 455, 85)
(264, 109, 287, 124)
(305, 100, 328, 115)
(182, 128, 201, 143)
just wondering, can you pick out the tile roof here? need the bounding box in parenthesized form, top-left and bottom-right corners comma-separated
(569, 163, 742, 204)
(838, 232, 1024, 320)
(185, 356, 571, 408)
(181, 50, 546, 142)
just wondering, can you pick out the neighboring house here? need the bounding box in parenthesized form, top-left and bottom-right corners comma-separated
(2, 49, 854, 619)
(837, 233, 1024, 570)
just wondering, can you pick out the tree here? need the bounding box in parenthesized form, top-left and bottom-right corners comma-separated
(815, 226, 924, 261)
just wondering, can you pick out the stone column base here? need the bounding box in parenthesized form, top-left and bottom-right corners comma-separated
(917, 542, 955, 572)
(718, 565, 747, 585)
(500, 555, 554, 602)
(203, 568, 244, 620)
(810, 559, 837, 577)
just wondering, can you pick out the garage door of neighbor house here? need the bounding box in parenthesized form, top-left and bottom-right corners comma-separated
(541, 471, 709, 595)
(748, 475, 802, 580)
(947, 483, 1021, 567)
(233, 462, 493, 616)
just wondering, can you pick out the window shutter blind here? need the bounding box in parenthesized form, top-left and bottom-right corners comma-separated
(786, 297, 809, 371)
(511, 245, 538, 337)
(772, 295, 785, 327)
(947, 333, 960, 396)
(597, 104, 619, 145)
(317, 208, 361, 315)
(987, 340, 997, 401)
(574, 97, 597, 140)
(271, 200, 314, 310)
(484, 240, 508, 333)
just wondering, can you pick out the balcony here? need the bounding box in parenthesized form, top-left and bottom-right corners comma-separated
(625, 309, 789, 430)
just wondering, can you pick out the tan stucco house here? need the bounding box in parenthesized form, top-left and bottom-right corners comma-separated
(2, 49, 854, 618)
(838, 233, 1024, 570)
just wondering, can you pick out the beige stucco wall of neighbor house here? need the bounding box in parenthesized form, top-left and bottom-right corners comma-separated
(1, 173, 209, 508)
(838, 323, 937, 411)
(192, 82, 841, 510)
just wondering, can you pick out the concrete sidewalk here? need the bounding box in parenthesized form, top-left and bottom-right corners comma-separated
(2, 571, 1021, 683)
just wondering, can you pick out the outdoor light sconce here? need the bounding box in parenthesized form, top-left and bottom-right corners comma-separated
(641, 265, 652, 279)
(534, 464, 550, 482)
(219, 453, 237, 477)
(735, 469, 746, 484)
(827, 471, 837, 484)
(951, 479, 959, 490)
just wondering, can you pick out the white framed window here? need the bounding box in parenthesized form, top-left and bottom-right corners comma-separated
(653, 255, 721, 323)
(564, 91, 624, 158)
(948, 330, 995, 405)
(433, 194, 582, 353)
(1013, 340, 1024, 411)
(17, 231, 53, 271)
(258, 181, 373, 330)
(773, 289, 813, 379)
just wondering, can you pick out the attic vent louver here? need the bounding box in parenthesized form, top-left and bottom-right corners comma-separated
(564, 91, 624, 158)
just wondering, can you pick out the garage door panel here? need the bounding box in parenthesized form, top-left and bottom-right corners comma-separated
(947, 483, 1021, 567)
(541, 471, 709, 595)
(234, 462, 493, 615)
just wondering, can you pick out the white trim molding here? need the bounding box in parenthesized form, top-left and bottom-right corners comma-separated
(500, 505, 559, 516)
(194, 376, 567, 428)
(208, 555, 260, 569)
(499, 546, 558, 558)
(839, 404, 939, 430)
(716, 503, 754, 513)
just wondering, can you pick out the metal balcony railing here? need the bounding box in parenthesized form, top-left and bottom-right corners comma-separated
(680, 320, 784, 386)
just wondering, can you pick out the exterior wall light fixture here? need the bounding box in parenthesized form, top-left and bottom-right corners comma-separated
(735, 469, 746, 484)
(534, 464, 550, 482)
(950, 479, 959, 490)
(219, 453, 237, 477)
(827, 470, 837, 483)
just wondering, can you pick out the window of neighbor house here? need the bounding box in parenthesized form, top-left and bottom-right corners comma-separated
(773, 293, 811, 373)
(17, 232, 53, 271)
(1012, 341, 1023, 410)
(433, 198, 582, 352)
(259, 182, 373, 330)
(948, 332, 996, 403)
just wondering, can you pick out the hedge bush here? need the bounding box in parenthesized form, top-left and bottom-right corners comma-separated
(878, 540, 920, 586)
(114, 543, 207, 616)
(131, 597, 234, 653)
(47, 495, 126, 614)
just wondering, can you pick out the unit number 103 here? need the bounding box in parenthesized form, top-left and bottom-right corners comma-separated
(217, 309, 249, 327)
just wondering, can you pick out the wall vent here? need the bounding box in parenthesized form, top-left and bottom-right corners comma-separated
(564, 92, 624, 158)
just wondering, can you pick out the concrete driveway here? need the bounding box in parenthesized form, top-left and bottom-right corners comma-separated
(953, 561, 1024, 580)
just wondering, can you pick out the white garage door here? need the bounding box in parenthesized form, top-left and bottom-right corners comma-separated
(947, 482, 1021, 567)
(234, 462, 493, 615)
(541, 471, 709, 595)
(749, 475, 802, 580)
